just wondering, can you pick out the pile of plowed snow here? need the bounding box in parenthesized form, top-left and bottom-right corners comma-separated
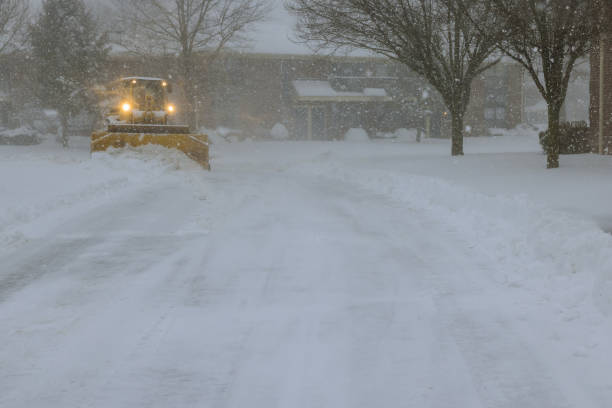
(0, 143, 201, 254)
(299, 159, 612, 316)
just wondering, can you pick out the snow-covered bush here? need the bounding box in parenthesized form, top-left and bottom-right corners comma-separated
(344, 128, 369, 142)
(206, 131, 226, 145)
(539, 121, 591, 154)
(216, 127, 243, 143)
(270, 123, 289, 140)
(0, 126, 42, 145)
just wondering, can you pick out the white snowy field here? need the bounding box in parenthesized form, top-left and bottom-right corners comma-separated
(1, 132, 612, 407)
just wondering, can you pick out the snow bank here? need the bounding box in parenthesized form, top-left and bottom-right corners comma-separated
(93, 144, 202, 172)
(374, 128, 419, 141)
(488, 123, 544, 137)
(344, 128, 369, 142)
(299, 158, 612, 315)
(270, 123, 289, 140)
(217, 127, 243, 143)
(0, 127, 42, 145)
(395, 128, 418, 142)
(0, 143, 202, 254)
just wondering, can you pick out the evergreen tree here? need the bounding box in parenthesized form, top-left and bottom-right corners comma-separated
(30, 0, 108, 147)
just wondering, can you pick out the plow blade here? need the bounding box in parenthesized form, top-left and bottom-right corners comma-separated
(91, 130, 210, 170)
(107, 124, 191, 134)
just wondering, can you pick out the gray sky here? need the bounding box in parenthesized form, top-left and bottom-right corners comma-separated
(31, 0, 309, 55)
(249, 0, 307, 54)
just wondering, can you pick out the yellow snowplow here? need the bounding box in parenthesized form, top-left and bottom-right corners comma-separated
(91, 77, 210, 170)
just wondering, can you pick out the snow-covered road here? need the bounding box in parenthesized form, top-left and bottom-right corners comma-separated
(1, 139, 612, 407)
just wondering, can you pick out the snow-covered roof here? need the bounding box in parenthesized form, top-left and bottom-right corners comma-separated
(121, 76, 165, 82)
(292, 80, 391, 102)
(525, 100, 548, 112)
(363, 88, 387, 97)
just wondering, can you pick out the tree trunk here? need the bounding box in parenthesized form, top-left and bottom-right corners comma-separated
(451, 110, 464, 156)
(546, 103, 561, 169)
(180, 52, 197, 130)
(59, 113, 69, 148)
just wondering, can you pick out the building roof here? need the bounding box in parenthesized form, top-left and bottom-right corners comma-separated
(121, 76, 165, 82)
(292, 80, 392, 103)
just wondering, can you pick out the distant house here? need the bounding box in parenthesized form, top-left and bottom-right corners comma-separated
(203, 52, 524, 139)
(204, 53, 423, 140)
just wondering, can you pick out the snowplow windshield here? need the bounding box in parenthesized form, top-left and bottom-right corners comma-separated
(121, 79, 166, 111)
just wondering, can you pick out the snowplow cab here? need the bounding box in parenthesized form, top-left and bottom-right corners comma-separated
(109, 77, 175, 126)
(92, 77, 210, 170)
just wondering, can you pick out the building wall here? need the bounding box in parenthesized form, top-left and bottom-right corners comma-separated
(439, 62, 524, 138)
(208, 53, 523, 139)
(464, 63, 523, 135)
(204, 53, 424, 139)
(590, 25, 612, 153)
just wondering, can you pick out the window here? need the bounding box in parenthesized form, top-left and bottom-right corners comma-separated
(496, 108, 506, 120)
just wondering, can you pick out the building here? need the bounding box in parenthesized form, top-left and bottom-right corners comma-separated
(0, 51, 524, 139)
(464, 62, 524, 135)
(206, 53, 424, 140)
(205, 53, 524, 140)
(590, 2, 612, 154)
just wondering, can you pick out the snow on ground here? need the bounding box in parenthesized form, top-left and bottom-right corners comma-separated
(0, 137, 203, 254)
(1, 131, 612, 407)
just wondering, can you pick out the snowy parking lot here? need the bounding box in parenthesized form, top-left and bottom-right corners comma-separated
(1, 133, 612, 407)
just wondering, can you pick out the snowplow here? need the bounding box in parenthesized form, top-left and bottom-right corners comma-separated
(91, 77, 210, 169)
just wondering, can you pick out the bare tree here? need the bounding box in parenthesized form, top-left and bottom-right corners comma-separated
(288, 0, 503, 155)
(115, 0, 269, 128)
(0, 0, 28, 55)
(480, 0, 597, 168)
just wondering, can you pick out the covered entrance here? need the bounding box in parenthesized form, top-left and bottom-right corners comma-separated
(292, 80, 393, 140)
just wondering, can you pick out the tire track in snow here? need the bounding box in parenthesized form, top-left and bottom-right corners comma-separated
(309, 172, 586, 408)
(0, 179, 211, 408)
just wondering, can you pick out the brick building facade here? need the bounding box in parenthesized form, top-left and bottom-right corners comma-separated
(590, 2, 612, 154)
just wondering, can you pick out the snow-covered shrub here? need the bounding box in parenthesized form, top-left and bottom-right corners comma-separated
(539, 121, 591, 154)
(0, 127, 42, 145)
(344, 128, 369, 142)
(270, 123, 289, 140)
(375, 131, 395, 139)
(394, 128, 418, 142)
(206, 131, 226, 145)
(216, 127, 243, 143)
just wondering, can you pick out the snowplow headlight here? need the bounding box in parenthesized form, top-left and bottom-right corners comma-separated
(167, 105, 175, 113)
(122, 103, 131, 112)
